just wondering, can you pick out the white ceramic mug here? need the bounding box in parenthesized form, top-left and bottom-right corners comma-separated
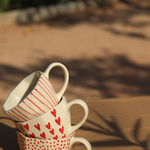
(15, 96, 88, 140)
(17, 131, 92, 150)
(3, 62, 69, 122)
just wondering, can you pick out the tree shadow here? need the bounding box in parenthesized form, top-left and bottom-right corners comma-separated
(1, 53, 150, 103)
(79, 109, 150, 149)
(15, 0, 150, 40)
(0, 117, 19, 150)
(121, 0, 150, 10)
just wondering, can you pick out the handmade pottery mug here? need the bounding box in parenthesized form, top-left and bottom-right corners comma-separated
(15, 96, 88, 140)
(17, 131, 92, 150)
(3, 62, 69, 122)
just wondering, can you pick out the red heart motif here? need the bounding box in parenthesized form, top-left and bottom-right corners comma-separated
(53, 135, 58, 140)
(51, 109, 56, 117)
(24, 124, 29, 131)
(59, 126, 64, 134)
(45, 122, 51, 129)
(49, 128, 54, 135)
(40, 132, 46, 139)
(62, 134, 66, 138)
(30, 133, 35, 138)
(55, 117, 61, 125)
(34, 123, 40, 131)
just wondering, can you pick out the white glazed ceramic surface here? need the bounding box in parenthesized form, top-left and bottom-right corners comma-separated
(15, 96, 88, 140)
(17, 131, 92, 150)
(3, 62, 69, 122)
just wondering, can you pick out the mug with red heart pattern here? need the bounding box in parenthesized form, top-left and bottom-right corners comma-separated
(17, 130, 92, 150)
(15, 96, 88, 140)
(3, 62, 69, 122)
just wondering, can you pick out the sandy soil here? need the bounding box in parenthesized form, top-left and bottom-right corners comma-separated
(0, 0, 150, 104)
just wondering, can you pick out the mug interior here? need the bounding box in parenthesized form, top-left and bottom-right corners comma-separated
(3, 72, 41, 112)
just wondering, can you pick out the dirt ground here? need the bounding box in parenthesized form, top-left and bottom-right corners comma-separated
(0, 0, 150, 105)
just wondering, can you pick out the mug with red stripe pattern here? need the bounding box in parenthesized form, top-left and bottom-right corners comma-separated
(17, 131, 92, 150)
(15, 96, 88, 140)
(3, 62, 69, 122)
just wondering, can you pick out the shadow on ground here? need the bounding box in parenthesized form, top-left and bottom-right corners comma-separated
(17, 0, 150, 40)
(79, 110, 150, 150)
(46, 0, 150, 40)
(0, 53, 150, 103)
(0, 117, 19, 150)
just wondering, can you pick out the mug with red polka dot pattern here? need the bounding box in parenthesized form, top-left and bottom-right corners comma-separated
(17, 131, 92, 150)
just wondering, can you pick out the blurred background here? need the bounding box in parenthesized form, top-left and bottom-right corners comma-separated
(1, 1, 150, 150)
(0, 0, 150, 104)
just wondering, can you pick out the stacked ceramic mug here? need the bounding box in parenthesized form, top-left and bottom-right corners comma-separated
(2, 62, 91, 150)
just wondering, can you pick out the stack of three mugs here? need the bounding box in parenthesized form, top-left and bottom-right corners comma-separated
(3, 62, 91, 150)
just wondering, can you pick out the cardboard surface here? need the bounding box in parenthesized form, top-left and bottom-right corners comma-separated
(1, 96, 150, 150)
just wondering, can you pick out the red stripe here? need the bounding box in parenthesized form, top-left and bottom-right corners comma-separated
(8, 112, 22, 121)
(41, 75, 52, 90)
(39, 79, 57, 104)
(31, 92, 51, 109)
(38, 81, 56, 106)
(26, 97, 46, 113)
(14, 108, 31, 120)
(35, 88, 54, 108)
(18, 105, 39, 117)
(23, 101, 41, 116)
(41, 75, 59, 103)
(11, 110, 27, 121)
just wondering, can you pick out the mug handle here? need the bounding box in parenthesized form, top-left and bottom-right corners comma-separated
(43, 62, 69, 100)
(70, 137, 92, 150)
(66, 99, 89, 134)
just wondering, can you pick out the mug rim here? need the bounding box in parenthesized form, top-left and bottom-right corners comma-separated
(3, 71, 43, 113)
(15, 96, 65, 124)
(17, 129, 75, 141)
